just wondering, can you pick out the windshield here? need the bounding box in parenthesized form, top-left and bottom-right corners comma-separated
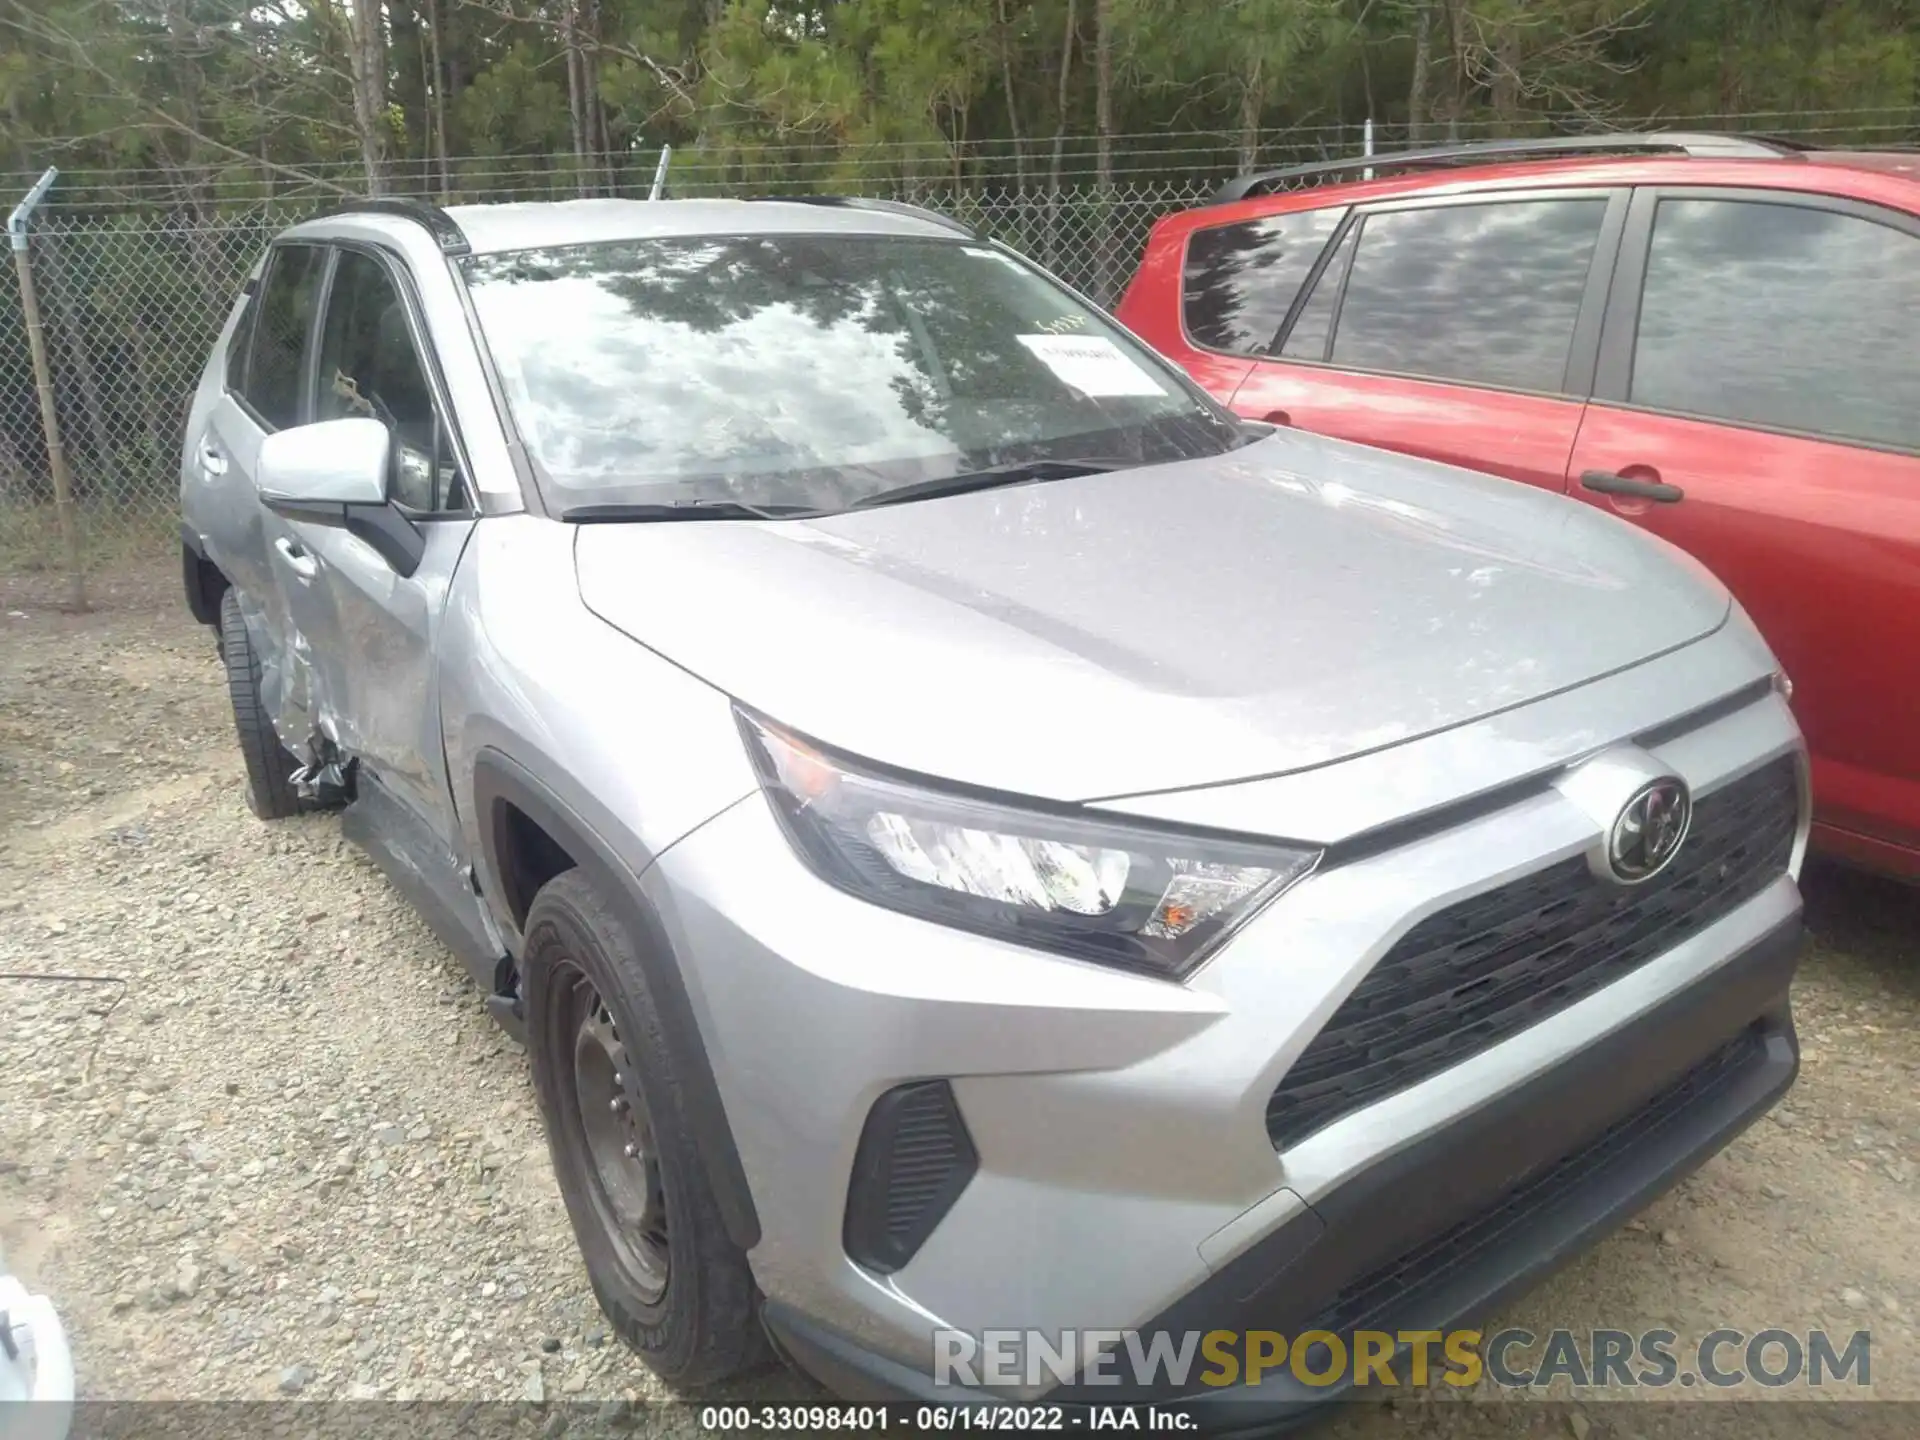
(459, 232, 1244, 514)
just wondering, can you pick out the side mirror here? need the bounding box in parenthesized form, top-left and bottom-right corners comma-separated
(257, 416, 425, 579)
(257, 417, 390, 510)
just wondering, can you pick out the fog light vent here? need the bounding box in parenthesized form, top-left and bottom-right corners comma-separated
(843, 1080, 978, 1274)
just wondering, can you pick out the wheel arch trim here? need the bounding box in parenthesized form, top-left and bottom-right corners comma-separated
(470, 746, 764, 1251)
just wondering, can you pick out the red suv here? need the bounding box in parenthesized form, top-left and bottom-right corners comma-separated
(1117, 132, 1920, 881)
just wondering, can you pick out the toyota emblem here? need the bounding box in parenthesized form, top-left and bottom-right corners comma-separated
(1609, 777, 1692, 883)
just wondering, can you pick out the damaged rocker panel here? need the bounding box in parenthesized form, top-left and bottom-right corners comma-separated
(339, 767, 520, 1039)
(290, 732, 354, 802)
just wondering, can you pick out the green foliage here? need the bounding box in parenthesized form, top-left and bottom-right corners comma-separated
(1625, 0, 1917, 130)
(457, 41, 571, 155)
(2, 0, 1913, 206)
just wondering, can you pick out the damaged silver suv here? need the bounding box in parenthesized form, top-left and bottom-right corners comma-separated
(179, 195, 1809, 1422)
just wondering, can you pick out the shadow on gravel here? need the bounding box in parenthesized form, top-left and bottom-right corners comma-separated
(1799, 857, 1919, 1001)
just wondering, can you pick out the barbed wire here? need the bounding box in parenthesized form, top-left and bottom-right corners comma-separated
(6, 107, 1916, 200)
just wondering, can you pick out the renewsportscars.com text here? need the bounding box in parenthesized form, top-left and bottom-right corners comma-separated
(932, 1327, 1872, 1390)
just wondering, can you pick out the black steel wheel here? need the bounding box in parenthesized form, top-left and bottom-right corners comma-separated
(522, 869, 767, 1387)
(562, 970, 671, 1304)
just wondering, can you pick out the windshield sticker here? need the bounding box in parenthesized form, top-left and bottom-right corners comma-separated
(1017, 334, 1168, 397)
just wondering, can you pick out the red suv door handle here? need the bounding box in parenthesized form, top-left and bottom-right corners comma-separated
(1580, 470, 1684, 504)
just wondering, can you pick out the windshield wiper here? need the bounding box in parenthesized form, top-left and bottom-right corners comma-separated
(561, 500, 819, 523)
(851, 457, 1135, 511)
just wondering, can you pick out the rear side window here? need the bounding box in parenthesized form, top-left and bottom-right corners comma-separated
(1327, 199, 1608, 392)
(1630, 198, 1920, 451)
(1182, 207, 1347, 354)
(243, 244, 327, 430)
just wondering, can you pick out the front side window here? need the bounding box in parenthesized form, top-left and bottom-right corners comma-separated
(315, 249, 466, 512)
(244, 244, 327, 430)
(1630, 198, 1920, 451)
(1328, 198, 1608, 393)
(1181, 207, 1349, 355)
(461, 234, 1243, 514)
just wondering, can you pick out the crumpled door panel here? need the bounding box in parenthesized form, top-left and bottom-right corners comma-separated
(230, 582, 314, 755)
(289, 516, 477, 830)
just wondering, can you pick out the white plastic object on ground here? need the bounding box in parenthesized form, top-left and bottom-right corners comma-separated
(0, 1273, 74, 1440)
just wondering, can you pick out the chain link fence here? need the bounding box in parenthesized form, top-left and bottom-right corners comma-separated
(1, 205, 280, 583)
(4, 111, 1916, 593)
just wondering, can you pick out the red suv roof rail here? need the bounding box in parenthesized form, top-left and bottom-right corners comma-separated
(1213, 131, 1798, 204)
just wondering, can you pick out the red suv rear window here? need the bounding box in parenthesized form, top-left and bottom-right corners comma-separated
(1181, 207, 1347, 354)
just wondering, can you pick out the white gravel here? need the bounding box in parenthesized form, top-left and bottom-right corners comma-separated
(2, 566, 1917, 1437)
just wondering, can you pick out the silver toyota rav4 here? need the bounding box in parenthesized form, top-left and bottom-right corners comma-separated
(179, 195, 1808, 1421)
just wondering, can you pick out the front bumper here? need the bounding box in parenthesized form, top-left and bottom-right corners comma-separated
(762, 908, 1800, 1425)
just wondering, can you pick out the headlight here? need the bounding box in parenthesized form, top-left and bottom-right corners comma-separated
(737, 709, 1320, 979)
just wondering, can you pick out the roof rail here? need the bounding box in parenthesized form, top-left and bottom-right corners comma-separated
(323, 196, 471, 255)
(745, 194, 976, 237)
(1213, 131, 1794, 204)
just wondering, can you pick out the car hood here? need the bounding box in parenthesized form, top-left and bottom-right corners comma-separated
(574, 430, 1729, 803)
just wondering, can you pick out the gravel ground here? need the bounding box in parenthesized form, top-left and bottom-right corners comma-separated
(2, 563, 1916, 1437)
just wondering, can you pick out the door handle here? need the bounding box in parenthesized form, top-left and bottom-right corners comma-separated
(198, 440, 228, 476)
(1580, 470, 1683, 504)
(1263, 409, 1293, 427)
(273, 536, 318, 581)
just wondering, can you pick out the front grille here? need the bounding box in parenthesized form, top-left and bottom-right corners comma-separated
(1306, 1025, 1767, 1337)
(1267, 755, 1798, 1151)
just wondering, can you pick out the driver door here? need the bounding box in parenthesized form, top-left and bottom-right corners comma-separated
(269, 244, 477, 839)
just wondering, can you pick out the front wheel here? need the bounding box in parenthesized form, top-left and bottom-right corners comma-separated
(522, 869, 767, 1388)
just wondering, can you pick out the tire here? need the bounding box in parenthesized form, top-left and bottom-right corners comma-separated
(218, 587, 308, 820)
(522, 869, 767, 1388)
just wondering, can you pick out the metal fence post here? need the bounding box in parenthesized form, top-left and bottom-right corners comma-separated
(8, 166, 87, 611)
